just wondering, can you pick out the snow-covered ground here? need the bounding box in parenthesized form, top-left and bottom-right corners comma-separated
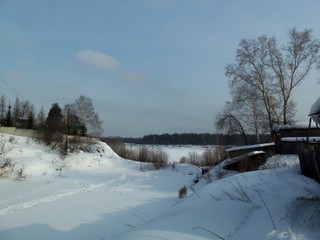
(0, 134, 320, 240)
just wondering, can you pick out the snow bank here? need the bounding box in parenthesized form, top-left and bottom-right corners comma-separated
(115, 167, 320, 240)
(309, 97, 320, 125)
(226, 143, 275, 152)
(274, 121, 318, 131)
(281, 136, 320, 142)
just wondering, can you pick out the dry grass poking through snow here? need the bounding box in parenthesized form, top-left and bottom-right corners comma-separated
(104, 139, 169, 169)
(0, 135, 27, 180)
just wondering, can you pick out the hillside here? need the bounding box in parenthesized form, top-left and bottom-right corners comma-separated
(0, 133, 319, 240)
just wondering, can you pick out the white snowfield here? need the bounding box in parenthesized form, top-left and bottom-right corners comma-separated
(0, 134, 319, 240)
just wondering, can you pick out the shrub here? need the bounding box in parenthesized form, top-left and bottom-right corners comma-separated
(213, 145, 228, 162)
(137, 146, 149, 162)
(0, 137, 15, 179)
(16, 167, 26, 181)
(105, 139, 168, 169)
(179, 156, 187, 163)
(188, 151, 202, 166)
(8, 136, 16, 144)
(105, 138, 138, 160)
(179, 146, 228, 167)
(210, 180, 252, 203)
(202, 148, 214, 165)
(150, 148, 168, 169)
(179, 185, 187, 199)
(0, 159, 15, 178)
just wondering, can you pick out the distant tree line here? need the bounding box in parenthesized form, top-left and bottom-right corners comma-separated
(109, 133, 269, 146)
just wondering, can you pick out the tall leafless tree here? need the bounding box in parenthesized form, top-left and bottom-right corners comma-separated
(215, 101, 248, 145)
(13, 97, 20, 126)
(267, 28, 320, 124)
(67, 95, 103, 137)
(36, 106, 46, 130)
(224, 28, 320, 136)
(231, 82, 269, 143)
(20, 100, 32, 120)
(0, 95, 6, 126)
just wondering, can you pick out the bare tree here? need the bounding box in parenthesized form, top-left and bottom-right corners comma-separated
(225, 28, 320, 135)
(20, 100, 32, 120)
(231, 81, 269, 143)
(267, 28, 320, 124)
(13, 97, 20, 126)
(226, 35, 280, 133)
(36, 106, 46, 130)
(67, 95, 103, 137)
(215, 101, 248, 144)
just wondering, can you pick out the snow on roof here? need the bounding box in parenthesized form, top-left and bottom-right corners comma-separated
(222, 150, 266, 166)
(309, 97, 320, 125)
(274, 121, 318, 131)
(226, 142, 275, 152)
(281, 137, 320, 142)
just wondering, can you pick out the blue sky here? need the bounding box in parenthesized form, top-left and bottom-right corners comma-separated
(1, 0, 320, 137)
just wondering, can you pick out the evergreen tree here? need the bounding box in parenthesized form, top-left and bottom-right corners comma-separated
(0, 95, 6, 126)
(5, 104, 13, 127)
(27, 107, 35, 129)
(46, 103, 64, 132)
(80, 124, 87, 136)
(43, 103, 64, 145)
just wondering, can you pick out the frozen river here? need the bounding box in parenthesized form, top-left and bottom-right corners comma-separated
(125, 144, 215, 163)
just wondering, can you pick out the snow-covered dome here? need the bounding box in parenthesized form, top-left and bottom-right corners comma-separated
(309, 97, 320, 125)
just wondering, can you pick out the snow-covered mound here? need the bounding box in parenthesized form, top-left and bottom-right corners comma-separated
(0, 134, 121, 178)
(0, 133, 319, 240)
(114, 167, 320, 240)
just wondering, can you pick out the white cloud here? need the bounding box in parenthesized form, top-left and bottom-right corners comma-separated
(75, 49, 119, 70)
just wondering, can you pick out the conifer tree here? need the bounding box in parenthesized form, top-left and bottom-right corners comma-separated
(0, 95, 6, 126)
(5, 104, 13, 127)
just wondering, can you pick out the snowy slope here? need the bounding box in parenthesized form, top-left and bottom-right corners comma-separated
(0, 134, 320, 240)
(114, 167, 320, 240)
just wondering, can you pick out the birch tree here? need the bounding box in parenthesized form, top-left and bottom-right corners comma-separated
(67, 95, 103, 137)
(224, 28, 320, 135)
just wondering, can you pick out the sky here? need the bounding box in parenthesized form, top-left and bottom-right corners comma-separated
(0, 0, 320, 137)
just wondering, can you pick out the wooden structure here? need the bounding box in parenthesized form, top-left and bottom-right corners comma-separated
(226, 142, 276, 158)
(292, 96, 320, 183)
(274, 122, 320, 154)
(299, 146, 320, 183)
(224, 143, 275, 172)
(223, 151, 267, 172)
(274, 120, 320, 183)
